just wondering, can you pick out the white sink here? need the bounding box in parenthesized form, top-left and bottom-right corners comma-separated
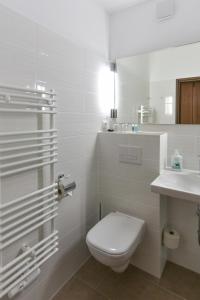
(151, 169, 200, 203)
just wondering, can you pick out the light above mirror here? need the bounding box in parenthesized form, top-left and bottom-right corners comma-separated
(116, 41, 200, 125)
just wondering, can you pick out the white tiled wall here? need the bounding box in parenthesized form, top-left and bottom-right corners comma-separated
(141, 125, 200, 171)
(97, 132, 167, 278)
(167, 197, 200, 274)
(1, 4, 200, 298)
(0, 0, 109, 58)
(108, 0, 200, 276)
(0, 4, 108, 300)
(141, 124, 200, 274)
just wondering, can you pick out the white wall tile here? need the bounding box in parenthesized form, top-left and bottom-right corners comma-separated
(0, 5, 37, 51)
(84, 49, 107, 73)
(98, 133, 167, 278)
(0, 4, 107, 300)
(167, 197, 200, 273)
(57, 88, 85, 114)
(134, 125, 200, 275)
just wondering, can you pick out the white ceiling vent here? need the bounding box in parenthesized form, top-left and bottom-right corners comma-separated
(156, 0, 175, 22)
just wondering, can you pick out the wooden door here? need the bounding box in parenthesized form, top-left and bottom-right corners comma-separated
(193, 81, 200, 124)
(177, 77, 200, 124)
(179, 81, 193, 124)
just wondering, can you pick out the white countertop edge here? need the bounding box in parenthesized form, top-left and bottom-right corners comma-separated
(151, 168, 200, 203)
(98, 131, 167, 136)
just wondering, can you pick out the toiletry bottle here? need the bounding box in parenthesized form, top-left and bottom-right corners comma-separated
(134, 124, 139, 133)
(132, 123, 139, 133)
(171, 149, 183, 171)
(102, 118, 108, 132)
(108, 109, 117, 131)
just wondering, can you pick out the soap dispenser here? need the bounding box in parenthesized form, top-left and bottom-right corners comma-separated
(171, 149, 183, 171)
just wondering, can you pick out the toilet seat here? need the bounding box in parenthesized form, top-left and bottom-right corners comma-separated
(86, 212, 145, 256)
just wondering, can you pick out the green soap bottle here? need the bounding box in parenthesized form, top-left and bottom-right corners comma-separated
(171, 149, 183, 171)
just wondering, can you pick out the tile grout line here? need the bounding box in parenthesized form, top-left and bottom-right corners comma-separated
(73, 276, 110, 299)
(60, 259, 197, 300)
(129, 267, 188, 300)
(157, 284, 187, 300)
(50, 255, 91, 300)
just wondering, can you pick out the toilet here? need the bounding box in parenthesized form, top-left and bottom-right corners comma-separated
(86, 212, 145, 273)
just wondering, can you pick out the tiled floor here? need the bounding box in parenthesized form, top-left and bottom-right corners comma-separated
(53, 258, 200, 300)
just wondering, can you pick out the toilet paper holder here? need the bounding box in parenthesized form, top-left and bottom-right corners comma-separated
(57, 174, 76, 200)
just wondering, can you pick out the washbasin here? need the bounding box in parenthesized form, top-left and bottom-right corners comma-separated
(151, 169, 200, 203)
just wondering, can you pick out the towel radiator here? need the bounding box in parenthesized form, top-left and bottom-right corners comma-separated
(0, 85, 58, 298)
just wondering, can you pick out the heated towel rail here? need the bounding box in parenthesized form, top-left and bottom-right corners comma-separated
(0, 85, 58, 298)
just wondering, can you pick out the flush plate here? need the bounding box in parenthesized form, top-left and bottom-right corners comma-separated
(119, 145, 142, 165)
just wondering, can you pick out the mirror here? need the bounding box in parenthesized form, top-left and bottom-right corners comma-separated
(116, 42, 200, 125)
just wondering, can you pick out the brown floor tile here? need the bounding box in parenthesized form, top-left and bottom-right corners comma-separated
(54, 259, 200, 300)
(160, 262, 200, 300)
(139, 284, 185, 300)
(115, 275, 154, 299)
(128, 264, 160, 285)
(97, 264, 157, 299)
(75, 257, 111, 289)
(56, 278, 107, 300)
(96, 268, 123, 299)
(53, 278, 75, 299)
(53, 290, 66, 300)
(97, 264, 184, 300)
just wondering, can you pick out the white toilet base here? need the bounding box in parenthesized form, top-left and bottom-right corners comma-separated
(111, 261, 129, 273)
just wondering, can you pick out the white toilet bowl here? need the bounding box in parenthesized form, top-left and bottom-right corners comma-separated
(86, 212, 145, 273)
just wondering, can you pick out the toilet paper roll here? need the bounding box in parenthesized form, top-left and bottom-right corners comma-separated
(163, 228, 180, 249)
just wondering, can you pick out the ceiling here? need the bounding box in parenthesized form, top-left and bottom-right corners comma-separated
(96, 0, 151, 13)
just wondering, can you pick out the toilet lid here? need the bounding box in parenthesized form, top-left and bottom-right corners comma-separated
(86, 212, 145, 256)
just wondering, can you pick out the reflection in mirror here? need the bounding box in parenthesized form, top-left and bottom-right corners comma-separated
(116, 42, 200, 125)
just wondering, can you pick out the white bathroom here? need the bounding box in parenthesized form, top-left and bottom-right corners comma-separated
(0, 0, 199, 299)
